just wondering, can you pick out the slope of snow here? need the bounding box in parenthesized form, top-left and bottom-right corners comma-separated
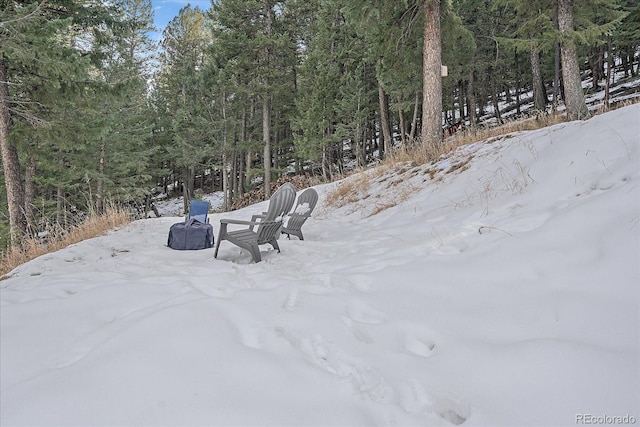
(1, 105, 639, 426)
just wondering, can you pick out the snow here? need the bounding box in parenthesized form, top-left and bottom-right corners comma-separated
(155, 192, 224, 217)
(2, 105, 639, 426)
(294, 202, 311, 216)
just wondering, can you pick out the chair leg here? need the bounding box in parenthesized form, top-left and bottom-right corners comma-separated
(269, 239, 281, 253)
(215, 224, 227, 258)
(248, 245, 261, 263)
(214, 238, 222, 258)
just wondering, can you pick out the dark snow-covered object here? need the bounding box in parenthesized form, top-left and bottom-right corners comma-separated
(167, 218, 214, 250)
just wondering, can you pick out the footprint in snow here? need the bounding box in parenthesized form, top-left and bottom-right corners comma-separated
(400, 379, 469, 425)
(277, 330, 392, 404)
(397, 324, 439, 358)
(282, 287, 300, 311)
(345, 300, 387, 325)
(403, 334, 437, 358)
(340, 315, 373, 344)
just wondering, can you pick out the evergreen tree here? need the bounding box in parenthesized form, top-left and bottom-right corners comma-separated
(557, 0, 591, 119)
(294, 0, 377, 176)
(614, 0, 639, 77)
(422, 0, 443, 149)
(211, 0, 298, 199)
(0, 0, 112, 246)
(90, 0, 158, 213)
(493, 0, 555, 113)
(154, 6, 214, 210)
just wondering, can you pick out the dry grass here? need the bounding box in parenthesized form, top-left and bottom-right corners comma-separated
(324, 169, 373, 209)
(324, 111, 573, 213)
(1, 207, 131, 278)
(385, 112, 568, 166)
(324, 100, 640, 215)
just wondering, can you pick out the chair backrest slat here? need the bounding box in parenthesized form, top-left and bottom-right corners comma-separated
(256, 183, 297, 242)
(263, 183, 296, 222)
(256, 221, 283, 244)
(291, 188, 318, 217)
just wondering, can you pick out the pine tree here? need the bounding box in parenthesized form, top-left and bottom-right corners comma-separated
(154, 6, 214, 210)
(0, 0, 111, 246)
(557, 0, 591, 119)
(92, 0, 158, 213)
(211, 0, 298, 199)
(422, 0, 443, 150)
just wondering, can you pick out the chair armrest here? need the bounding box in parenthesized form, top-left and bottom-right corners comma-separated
(289, 212, 311, 219)
(220, 218, 261, 227)
(250, 213, 268, 230)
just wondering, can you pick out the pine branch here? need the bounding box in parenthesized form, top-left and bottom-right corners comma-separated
(0, 0, 47, 27)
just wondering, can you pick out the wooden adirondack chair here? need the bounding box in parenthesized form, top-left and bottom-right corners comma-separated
(214, 184, 297, 263)
(281, 188, 318, 240)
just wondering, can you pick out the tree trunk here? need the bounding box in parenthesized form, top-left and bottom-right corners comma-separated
(356, 128, 365, 168)
(552, 1, 561, 111)
(56, 186, 65, 227)
(604, 37, 612, 110)
(222, 91, 229, 211)
(421, 0, 443, 152)
(531, 44, 547, 112)
(262, 96, 271, 199)
(0, 58, 26, 246)
(262, 3, 273, 199)
(588, 45, 606, 88)
(356, 97, 365, 167)
(240, 110, 248, 196)
(490, 68, 502, 124)
(557, 0, 590, 120)
(24, 153, 37, 235)
(96, 139, 105, 214)
(182, 166, 194, 213)
(409, 92, 419, 142)
(397, 101, 406, 146)
(321, 143, 329, 182)
(231, 146, 238, 202)
(458, 80, 465, 120)
(553, 42, 561, 110)
(377, 78, 392, 157)
(467, 69, 477, 127)
(514, 50, 521, 116)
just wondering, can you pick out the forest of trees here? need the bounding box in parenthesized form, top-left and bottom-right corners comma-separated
(1, 0, 638, 250)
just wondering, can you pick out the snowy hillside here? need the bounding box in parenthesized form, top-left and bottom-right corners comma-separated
(1, 105, 639, 426)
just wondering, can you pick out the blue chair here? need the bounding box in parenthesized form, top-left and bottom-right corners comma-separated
(188, 200, 210, 223)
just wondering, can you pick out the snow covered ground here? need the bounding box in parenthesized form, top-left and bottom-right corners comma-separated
(1, 105, 639, 426)
(154, 191, 224, 217)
